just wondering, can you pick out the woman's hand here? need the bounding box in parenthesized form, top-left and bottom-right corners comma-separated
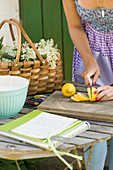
(95, 86, 113, 101)
(81, 58, 100, 85)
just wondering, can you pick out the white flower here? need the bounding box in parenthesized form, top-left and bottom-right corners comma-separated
(38, 39, 59, 66)
(22, 47, 27, 53)
(50, 39, 54, 46)
(52, 54, 58, 60)
(35, 43, 39, 48)
(39, 39, 46, 49)
(51, 60, 56, 68)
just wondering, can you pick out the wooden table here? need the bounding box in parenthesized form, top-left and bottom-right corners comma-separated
(0, 82, 113, 170)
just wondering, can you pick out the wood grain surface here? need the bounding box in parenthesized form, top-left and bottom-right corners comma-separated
(38, 90, 113, 122)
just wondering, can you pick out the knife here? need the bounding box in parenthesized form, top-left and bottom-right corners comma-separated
(87, 77, 99, 94)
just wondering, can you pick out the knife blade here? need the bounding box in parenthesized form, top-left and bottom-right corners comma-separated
(87, 77, 100, 97)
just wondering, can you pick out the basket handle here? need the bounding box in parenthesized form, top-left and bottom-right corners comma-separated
(9, 18, 45, 64)
(9, 23, 16, 42)
(0, 19, 21, 64)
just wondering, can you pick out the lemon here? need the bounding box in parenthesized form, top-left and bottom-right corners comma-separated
(62, 83, 76, 97)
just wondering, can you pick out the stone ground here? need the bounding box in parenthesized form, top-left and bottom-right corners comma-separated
(29, 156, 108, 170)
(28, 147, 109, 170)
(30, 156, 80, 170)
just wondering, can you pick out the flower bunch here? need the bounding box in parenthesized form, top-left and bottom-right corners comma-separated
(0, 37, 59, 67)
(35, 39, 59, 67)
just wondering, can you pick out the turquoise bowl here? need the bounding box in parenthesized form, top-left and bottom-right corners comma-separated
(0, 76, 29, 118)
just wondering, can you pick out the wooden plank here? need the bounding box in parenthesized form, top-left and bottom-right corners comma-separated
(0, 135, 40, 147)
(78, 131, 111, 141)
(89, 124, 113, 136)
(52, 126, 111, 148)
(89, 120, 113, 127)
(62, 4, 74, 80)
(0, 141, 55, 160)
(42, 0, 63, 56)
(52, 136, 96, 148)
(0, 140, 77, 160)
(21, 0, 43, 42)
(0, 134, 76, 151)
(37, 106, 113, 122)
(38, 91, 113, 122)
(42, 0, 66, 78)
(37, 108, 113, 122)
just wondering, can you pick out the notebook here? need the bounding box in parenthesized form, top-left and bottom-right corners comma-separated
(0, 110, 90, 149)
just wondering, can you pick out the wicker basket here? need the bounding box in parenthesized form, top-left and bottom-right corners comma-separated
(0, 18, 63, 95)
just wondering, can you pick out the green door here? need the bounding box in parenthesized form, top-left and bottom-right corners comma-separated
(20, 0, 74, 80)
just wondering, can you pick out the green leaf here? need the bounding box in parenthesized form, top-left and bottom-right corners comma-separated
(42, 54, 47, 59)
(2, 53, 15, 61)
(0, 37, 4, 50)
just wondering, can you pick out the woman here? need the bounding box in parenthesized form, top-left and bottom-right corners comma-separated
(62, 0, 113, 169)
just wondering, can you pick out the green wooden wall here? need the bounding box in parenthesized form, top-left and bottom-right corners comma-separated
(20, 0, 74, 80)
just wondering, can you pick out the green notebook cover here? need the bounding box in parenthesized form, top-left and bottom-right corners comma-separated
(0, 110, 90, 150)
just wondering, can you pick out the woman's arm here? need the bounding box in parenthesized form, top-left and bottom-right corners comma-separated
(62, 0, 100, 85)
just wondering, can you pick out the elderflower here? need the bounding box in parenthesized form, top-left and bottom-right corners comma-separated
(21, 42, 36, 61)
(37, 39, 58, 67)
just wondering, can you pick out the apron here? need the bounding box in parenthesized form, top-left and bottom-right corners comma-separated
(77, 49, 113, 86)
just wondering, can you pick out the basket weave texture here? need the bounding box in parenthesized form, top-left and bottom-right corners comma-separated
(0, 18, 63, 95)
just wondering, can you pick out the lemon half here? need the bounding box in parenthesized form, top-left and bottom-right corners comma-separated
(62, 83, 76, 97)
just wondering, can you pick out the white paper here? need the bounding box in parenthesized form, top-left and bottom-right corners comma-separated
(13, 112, 78, 139)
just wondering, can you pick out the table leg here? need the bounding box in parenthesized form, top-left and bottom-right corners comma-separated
(64, 149, 82, 170)
(73, 149, 82, 170)
(86, 145, 93, 170)
(82, 145, 94, 170)
(15, 160, 21, 170)
(71, 145, 94, 170)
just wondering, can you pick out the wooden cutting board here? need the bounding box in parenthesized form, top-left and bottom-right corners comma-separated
(38, 90, 113, 122)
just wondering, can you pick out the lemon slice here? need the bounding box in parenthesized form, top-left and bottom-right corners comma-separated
(91, 87, 98, 101)
(75, 93, 89, 101)
(71, 96, 80, 102)
(87, 87, 92, 101)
